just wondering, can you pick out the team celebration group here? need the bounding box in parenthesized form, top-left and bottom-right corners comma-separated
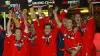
(2, 0, 96, 56)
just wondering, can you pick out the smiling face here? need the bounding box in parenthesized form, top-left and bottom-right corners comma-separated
(66, 19, 73, 30)
(44, 24, 52, 35)
(75, 14, 81, 24)
(15, 29, 22, 40)
(41, 13, 45, 18)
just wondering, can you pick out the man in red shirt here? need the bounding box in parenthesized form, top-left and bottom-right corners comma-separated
(73, 0, 96, 56)
(3, 13, 30, 56)
(53, 7, 83, 56)
(28, 24, 41, 56)
(33, 18, 58, 56)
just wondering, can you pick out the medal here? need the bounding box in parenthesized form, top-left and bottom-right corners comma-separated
(14, 40, 24, 51)
(42, 35, 51, 45)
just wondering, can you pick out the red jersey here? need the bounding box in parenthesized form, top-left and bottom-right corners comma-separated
(60, 25, 83, 56)
(82, 17, 96, 56)
(33, 21, 58, 56)
(3, 33, 30, 56)
(3, 34, 14, 56)
(28, 33, 41, 56)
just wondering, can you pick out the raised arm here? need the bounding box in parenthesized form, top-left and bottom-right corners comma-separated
(24, 15, 29, 33)
(53, 6, 62, 28)
(7, 13, 12, 36)
(88, 0, 93, 17)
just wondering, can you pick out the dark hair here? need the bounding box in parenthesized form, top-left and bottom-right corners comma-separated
(74, 13, 82, 18)
(44, 23, 53, 29)
(13, 28, 21, 33)
(67, 18, 76, 28)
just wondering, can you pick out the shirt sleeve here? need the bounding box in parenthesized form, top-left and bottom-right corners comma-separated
(32, 20, 43, 37)
(86, 17, 96, 40)
(58, 10, 68, 21)
(59, 25, 67, 35)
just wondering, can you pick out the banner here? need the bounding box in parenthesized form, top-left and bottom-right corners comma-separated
(28, 0, 49, 8)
